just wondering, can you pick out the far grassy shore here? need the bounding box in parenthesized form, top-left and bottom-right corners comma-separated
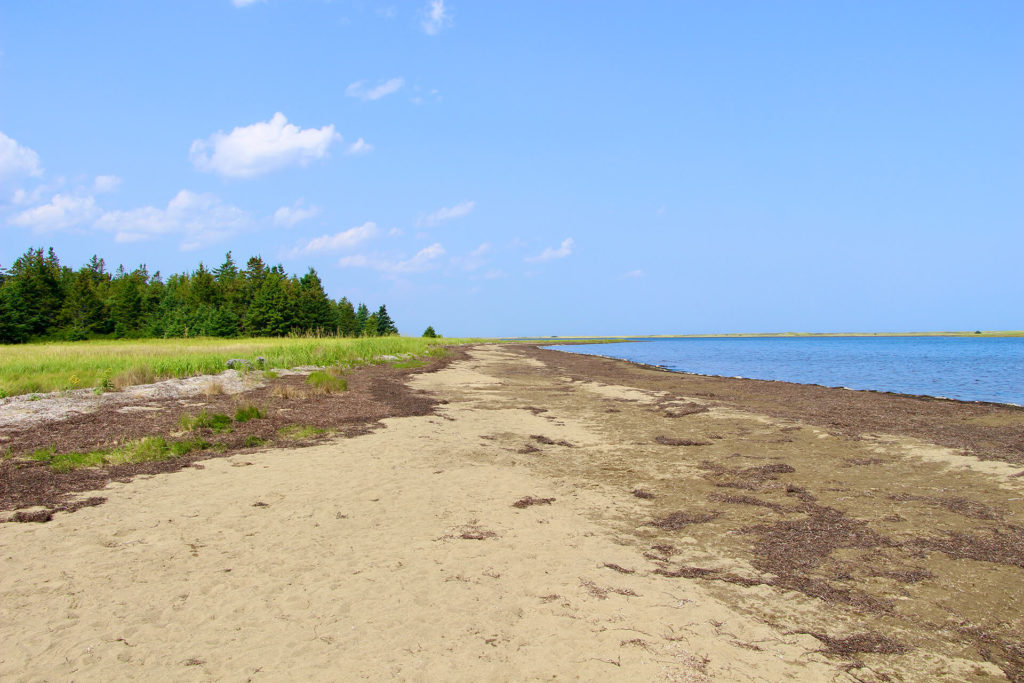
(0, 336, 490, 397)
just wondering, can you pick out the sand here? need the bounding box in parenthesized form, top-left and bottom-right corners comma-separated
(2, 345, 1022, 681)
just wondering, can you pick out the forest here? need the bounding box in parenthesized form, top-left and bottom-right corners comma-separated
(0, 247, 400, 344)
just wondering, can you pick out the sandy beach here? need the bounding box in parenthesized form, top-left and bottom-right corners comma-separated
(3, 344, 1024, 681)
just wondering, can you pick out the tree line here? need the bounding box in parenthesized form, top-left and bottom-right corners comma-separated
(0, 247, 401, 344)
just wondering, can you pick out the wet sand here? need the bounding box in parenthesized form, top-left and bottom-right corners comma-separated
(2, 344, 1023, 681)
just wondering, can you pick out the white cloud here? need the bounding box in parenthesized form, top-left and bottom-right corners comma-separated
(273, 200, 321, 228)
(0, 132, 43, 179)
(622, 269, 645, 279)
(527, 237, 574, 262)
(338, 243, 445, 274)
(93, 175, 122, 193)
(291, 222, 378, 256)
(232, 0, 263, 7)
(417, 200, 475, 227)
(345, 77, 405, 101)
(338, 254, 369, 268)
(456, 242, 491, 271)
(94, 190, 249, 250)
(421, 0, 451, 35)
(9, 193, 99, 232)
(190, 112, 340, 178)
(346, 138, 373, 155)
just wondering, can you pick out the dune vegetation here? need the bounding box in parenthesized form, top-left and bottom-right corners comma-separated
(0, 335, 485, 397)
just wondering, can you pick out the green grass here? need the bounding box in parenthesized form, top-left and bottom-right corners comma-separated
(243, 435, 267, 447)
(0, 335, 491, 396)
(306, 371, 347, 393)
(31, 436, 214, 472)
(390, 358, 428, 369)
(277, 424, 328, 440)
(180, 411, 233, 433)
(262, 370, 279, 379)
(234, 404, 265, 422)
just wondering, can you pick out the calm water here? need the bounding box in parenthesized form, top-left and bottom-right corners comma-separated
(545, 337, 1024, 406)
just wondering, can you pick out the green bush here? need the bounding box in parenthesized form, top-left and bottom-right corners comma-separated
(306, 371, 347, 393)
(180, 411, 233, 432)
(234, 404, 265, 422)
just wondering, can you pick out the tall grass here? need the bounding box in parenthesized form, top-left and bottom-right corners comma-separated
(0, 336, 487, 397)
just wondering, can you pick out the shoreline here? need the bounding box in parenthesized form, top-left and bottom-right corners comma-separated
(3, 344, 1023, 680)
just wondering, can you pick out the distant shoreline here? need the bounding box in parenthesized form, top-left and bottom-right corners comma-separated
(514, 330, 1024, 340)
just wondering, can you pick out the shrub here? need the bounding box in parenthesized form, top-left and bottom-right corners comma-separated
(234, 404, 265, 422)
(180, 411, 233, 433)
(306, 371, 347, 393)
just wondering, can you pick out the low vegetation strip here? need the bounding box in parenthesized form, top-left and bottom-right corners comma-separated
(0, 336, 485, 397)
(30, 436, 215, 473)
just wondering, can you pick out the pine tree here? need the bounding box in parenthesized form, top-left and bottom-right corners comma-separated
(110, 275, 142, 337)
(355, 303, 370, 336)
(7, 247, 65, 336)
(244, 272, 293, 336)
(422, 326, 438, 338)
(296, 268, 335, 332)
(0, 285, 28, 344)
(213, 251, 238, 282)
(335, 297, 358, 337)
(0, 247, 402, 343)
(59, 271, 106, 334)
(364, 312, 380, 336)
(376, 304, 397, 336)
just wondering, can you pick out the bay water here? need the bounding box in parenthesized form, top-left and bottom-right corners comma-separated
(544, 336, 1024, 406)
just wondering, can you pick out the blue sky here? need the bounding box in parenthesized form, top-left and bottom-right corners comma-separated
(1, 1, 1021, 336)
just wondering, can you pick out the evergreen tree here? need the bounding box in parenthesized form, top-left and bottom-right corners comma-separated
(7, 247, 65, 336)
(355, 303, 370, 335)
(0, 247, 402, 343)
(244, 272, 293, 336)
(190, 263, 218, 307)
(296, 268, 335, 332)
(209, 307, 241, 337)
(109, 276, 142, 337)
(335, 297, 358, 337)
(0, 286, 28, 344)
(59, 270, 106, 334)
(376, 304, 398, 336)
(422, 326, 438, 338)
(213, 251, 238, 282)
(364, 312, 380, 336)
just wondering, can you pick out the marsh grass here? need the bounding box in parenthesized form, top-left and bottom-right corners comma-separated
(306, 371, 347, 394)
(202, 380, 226, 396)
(31, 437, 214, 472)
(277, 424, 328, 440)
(234, 404, 265, 422)
(0, 336, 484, 396)
(180, 411, 233, 433)
(272, 384, 305, 400)
(390, 358, 428, 369)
